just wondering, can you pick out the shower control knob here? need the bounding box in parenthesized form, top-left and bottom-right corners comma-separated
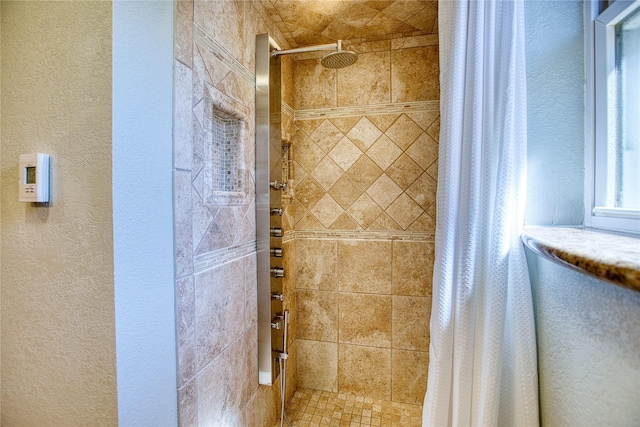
(270, 208, 284, 216)
(271, 293, 284, 301)
(270, 227, 283, 237)
(270, 267, 285, 278)
(270, 320, 283, 330)
(270, 248, 283, 257)
(269, 180, 287, 191)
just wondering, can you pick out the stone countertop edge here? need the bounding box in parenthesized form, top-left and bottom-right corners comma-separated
(521, 225, 640, 293)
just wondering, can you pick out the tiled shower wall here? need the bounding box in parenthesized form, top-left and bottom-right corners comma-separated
(172, 1, 294, 425)
(287, 34, 439, 404)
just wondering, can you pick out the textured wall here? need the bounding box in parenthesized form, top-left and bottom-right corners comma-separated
(525, 2, 640, 426)
(527, 254, 640, 426)
(289, 34, 439, 405)
(525, 0, 585, 225)
(173, 1, 291, 425)
(0, 2, 117, 425)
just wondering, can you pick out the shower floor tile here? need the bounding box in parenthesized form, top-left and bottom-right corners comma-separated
(278, 387, 422, 427)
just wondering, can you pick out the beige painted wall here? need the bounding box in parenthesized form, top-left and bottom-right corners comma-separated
(0, 2, 117, 425)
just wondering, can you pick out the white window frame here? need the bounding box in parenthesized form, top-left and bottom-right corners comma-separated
(585, 0, 640, 234)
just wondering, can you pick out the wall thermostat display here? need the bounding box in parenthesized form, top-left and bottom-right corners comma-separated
(19, 153, 50, 202)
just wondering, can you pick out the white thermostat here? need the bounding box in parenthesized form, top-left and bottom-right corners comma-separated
(19, 153, 50, 202)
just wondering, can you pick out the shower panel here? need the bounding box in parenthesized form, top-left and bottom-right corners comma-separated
(256, 33, 288, 386)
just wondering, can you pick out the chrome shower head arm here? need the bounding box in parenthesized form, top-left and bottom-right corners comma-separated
(271, 41, 340, 57)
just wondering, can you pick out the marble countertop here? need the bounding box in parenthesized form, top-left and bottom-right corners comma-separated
(522, 226, 640, 292)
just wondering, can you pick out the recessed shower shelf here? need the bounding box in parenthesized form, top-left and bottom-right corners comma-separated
(521, 225, 640, 292)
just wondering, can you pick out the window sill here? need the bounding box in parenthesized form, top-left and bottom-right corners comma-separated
(521, 225, 640, 292)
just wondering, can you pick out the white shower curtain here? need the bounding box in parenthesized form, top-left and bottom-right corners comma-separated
(423, 0, 539, 426)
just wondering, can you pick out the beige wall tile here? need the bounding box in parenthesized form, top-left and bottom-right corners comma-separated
(294, 59, 337, 109)
(386, 154, 423, 190)
(366, 174, 403, 209)
(346, 155, 384, 191)
(328, 137, 363, 171)
(347, 193, 384, 229)
(391, 46, 439, 102)
(310, 194, 343, 227)
(392, 241, 434, 296)
(339, 293, 392, 347)
(392, 350, 429, 404)
(330, 213, 362, 230)
(405, 133, 439, 171)
(408, 212, 436, 232)
(406, 172, 437, 210)
(195, 260, 246, 370)
(338, 240, 392, 294)
(175, 0, 194, 68)
(366, 135, 402, 170)
(406, 111, 440, 131)
(347, 117, 383, 152)
(197, 336, 248, 425)
(392, 296, 431, 351)
(297, 340, 339, 392)
(177, 276, 196, 387)
(367, 212, 403, 231)
(294, 138, 324, 173)
(310, 120, 345, 153)
(330, 116, 361, 134)
(295, 239, 338, 290)
(337, 51, 391, 107)
(329, 174, 363, 209)
(338, 344, 391, 400)
(297, 290, 338, 341)
(295, 177, 325, 210)
(311, 156, 343, 190)
(385, 114, 424, 150)
(386, 193, 423, 230)
(245, 384, 278, 427)
(366, 113, 400, 132)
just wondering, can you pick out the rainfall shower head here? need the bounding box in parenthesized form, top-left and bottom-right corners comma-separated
(321, 48, 358, 69)
(271, 40, 358, 69)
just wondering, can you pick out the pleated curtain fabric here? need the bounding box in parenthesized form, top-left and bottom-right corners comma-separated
(422, 1, 539, 426)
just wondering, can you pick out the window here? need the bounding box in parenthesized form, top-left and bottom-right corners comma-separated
(586, 0, 640, 234)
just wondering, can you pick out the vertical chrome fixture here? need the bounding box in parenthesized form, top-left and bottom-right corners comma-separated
(256, 33, 289, 388)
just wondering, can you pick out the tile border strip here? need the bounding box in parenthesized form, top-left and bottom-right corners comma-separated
(194, 240, 257, 274)
(193, 23, 255, 86)
(282, 229, 435, 243)
(282, 101, 294, 118)
(294, 100, 440, 120)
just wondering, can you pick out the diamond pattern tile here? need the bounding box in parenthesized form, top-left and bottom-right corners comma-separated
(386, 153, 422, 190)
(366, 174, 403, 209)
(329, 174, 363, 209)
(366, 135, 402, 171)
(311, 120, 345, 153)
(346, 155, 384, 190)
(296, 139, 325, 173)
(329, 137, 364, 171)
(347, 117, 384, 152)
(385, 193, 423, 229)
(311, 156, 344, 190)
(385, 114, 423, 150)
(262, 0, 438, 47)
(406, 172, 437, 209)
(405, 133, 438, 170)
(310, 194, 343, 227)
(347, 193, 384, 229)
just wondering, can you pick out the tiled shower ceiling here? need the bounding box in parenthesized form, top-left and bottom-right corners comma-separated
(261, 0, 438, 47)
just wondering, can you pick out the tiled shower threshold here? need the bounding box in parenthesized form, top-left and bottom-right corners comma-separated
(277, 387, 423, 427)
